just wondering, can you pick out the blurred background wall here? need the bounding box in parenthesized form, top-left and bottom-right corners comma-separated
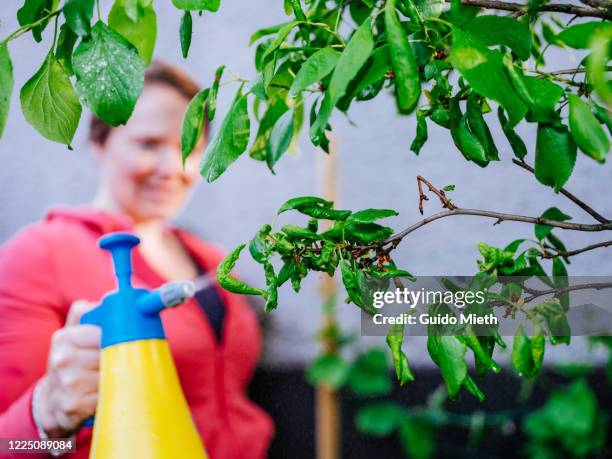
(1, 0, 611, 369)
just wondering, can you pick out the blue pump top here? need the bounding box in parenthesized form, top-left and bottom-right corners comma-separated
(80, 232, 169, 349)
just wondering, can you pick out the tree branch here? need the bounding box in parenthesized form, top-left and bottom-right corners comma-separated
(512, 159, 610, 224)
(453, 0, 611, 19)
(350, 175, 612, 253)
(523, 282, 612, 303)
(351, 208, 612, 252)
(578, 0, 610, 9)
(393, 209, 612, 240)
(541, 240, 612, 259)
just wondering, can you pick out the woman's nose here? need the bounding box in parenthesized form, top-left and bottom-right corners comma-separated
(156, 147, 183, 177)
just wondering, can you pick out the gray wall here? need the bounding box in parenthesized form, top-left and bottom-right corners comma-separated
(1, 2, 610, 367)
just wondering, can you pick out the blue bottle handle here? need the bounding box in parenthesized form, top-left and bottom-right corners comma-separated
(80, 233, 139, 429)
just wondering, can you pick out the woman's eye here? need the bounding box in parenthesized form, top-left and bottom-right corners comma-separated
(136, 138, 159, 150)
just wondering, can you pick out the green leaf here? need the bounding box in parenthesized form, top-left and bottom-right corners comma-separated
(73, 21, 144, 127)
(0, 43, 14, 139)
(109, 0, 157, 65)
(356, 403, 405, 436)
(282, 224, 318, 241)
(55, 23, 78, 75)
(587, 28, 612, 106)
(554, 21, 612, 49)
(20, 54, 81, 145)
(521, 76, 564, 123)
(497, 107, 527, 159)
(267, 109, 294, 171)
(310, 20, 374, 145)
(207, 65, 225, 121)
(410, 110, 428, 155)
(288, 0, 307, 23)
(386, 324, 414, 385)
(306, 353, 349, 389)
(347, 349, 392, 396)
(200, 88, 250, 182)
(523, 379, 601, 454)
(385, 0, 421, 114)
(63, 0, 94, 37)
(429, 335, 468, 399)
(464, 331, 500, 374)
(535, 207, 571, 240)
(171, 0, 221, 12)
(180, 10, 193, 59)
(568, 95, 610, 163)
(535, 123, 577, 191)
(278, 196, 332, 214)
(552, 257, 569, 310)
(341, 260, 377, 315)
(370, 268, 415, 280)
(248, 22, 288, 46)
(348, 208, 398, 223)
(250, 99, 288, 158)
(17, 0, 58, 43)
(301, 207, 352, 221)
(216, 244, 265, 296)
(512, 324, 537, 378)
(462, 16, 531, 60)
(450, 27, 527, 127)
(450, 0, 478, 26)
(466, 92, 498, 160)
(263, 262, 278, 312)
(414, 0, 445, 19)
(181, 88, 210, 163)
(398, 418, 436, 459)
(458, 114, 488, 166)
(592, 102, 612, 136)
(536, 299, 571, 345)
(124, 0, 139, 22)
(338, 45, 391, 111)
(530, 328, 545, 374)
(261, 21, 300, 62)
(277, 258, 298, 286)
(289, 47, 340, 98)
(248, 224, 271, 264)
(346, 222, 394, 244)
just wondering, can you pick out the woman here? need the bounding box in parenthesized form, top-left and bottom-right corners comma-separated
(0, 62, 274, 458)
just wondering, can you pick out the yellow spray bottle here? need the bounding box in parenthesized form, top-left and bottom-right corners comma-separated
(80, 232, 208, 459)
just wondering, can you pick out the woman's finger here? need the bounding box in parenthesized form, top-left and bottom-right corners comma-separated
(65, 300, 98, 326)
(49, 346, 100, 371)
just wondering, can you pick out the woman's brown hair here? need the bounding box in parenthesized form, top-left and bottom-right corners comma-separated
(89, 61, 207, 145)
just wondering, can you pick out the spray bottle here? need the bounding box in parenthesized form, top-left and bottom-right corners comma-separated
(80, 232, 208, 459)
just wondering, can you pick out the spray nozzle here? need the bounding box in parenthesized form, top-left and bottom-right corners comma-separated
(136, 281, 197, 315)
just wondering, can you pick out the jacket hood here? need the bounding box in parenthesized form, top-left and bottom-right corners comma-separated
(44, 205, 135, 234)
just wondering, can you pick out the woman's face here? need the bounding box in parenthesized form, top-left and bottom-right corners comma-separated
(94, 83, 205, 223)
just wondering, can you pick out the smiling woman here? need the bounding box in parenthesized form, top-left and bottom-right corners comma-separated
(0, 61, 274, 459)
(90, 62, 208, 226)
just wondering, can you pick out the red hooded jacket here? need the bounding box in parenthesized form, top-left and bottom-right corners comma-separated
(0, 207, 274, 458)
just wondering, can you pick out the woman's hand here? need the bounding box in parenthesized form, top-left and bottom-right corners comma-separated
(34, 300, 101, 438)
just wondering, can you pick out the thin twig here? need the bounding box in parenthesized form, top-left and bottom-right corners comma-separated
(450, 0, 611, 19)
(541, 240, 612, 259)
(3, 9, 62, 42)
(547, 67, 611, 76)
(512, 159, 610, 224)
(417, 175, 457, 215)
